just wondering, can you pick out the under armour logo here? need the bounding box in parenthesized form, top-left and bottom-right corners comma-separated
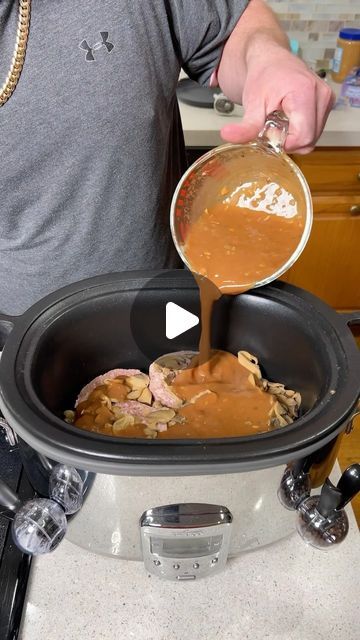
(79, 32, 114, 61)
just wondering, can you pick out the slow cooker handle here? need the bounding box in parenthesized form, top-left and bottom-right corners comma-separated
(295, 463, 360, 549)
(342, 311, 360, 328)
(277, 458, 312, 510)
(0, 479, 21, 515)
(0, 477, 67, 555)
(0, 313, 16, 350)
(0, 464, 84, 555)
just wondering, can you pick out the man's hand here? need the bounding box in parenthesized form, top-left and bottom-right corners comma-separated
(215, 0, 335, 154)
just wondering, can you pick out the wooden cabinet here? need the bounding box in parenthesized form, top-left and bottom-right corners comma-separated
(185, 146, 360, 310)
(282, 213, 360, 308)
(281, 147, 360, 310)
(292, 148, 360, 194)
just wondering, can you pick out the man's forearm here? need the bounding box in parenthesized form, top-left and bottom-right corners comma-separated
(215, 0, 334, 152)
(216, 0, 290, 102)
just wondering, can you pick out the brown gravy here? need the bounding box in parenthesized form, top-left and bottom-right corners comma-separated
(70, 193, 304, 439)
(184, 201, 305, 296)
(72, 350, 276, 439)
(165, 350, 273, 438)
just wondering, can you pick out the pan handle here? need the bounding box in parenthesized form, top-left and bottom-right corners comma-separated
(0, 313, 16, 351)
(0, 479, 22, 515)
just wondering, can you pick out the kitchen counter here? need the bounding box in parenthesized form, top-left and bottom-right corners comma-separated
(20, 470, 360, 640)
(179, 79, 360, 148)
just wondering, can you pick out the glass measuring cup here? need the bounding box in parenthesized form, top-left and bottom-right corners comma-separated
(170, 111, 313, 291)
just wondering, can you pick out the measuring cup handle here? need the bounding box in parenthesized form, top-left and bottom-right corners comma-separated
(258, 110, 289, 152)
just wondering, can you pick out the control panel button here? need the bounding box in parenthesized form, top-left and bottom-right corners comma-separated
(173, 564, 180, 570)
(177, 575, 196, 581)
(193, 563, 200, 569)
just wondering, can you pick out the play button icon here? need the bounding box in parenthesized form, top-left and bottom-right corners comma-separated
(166, 302, 199, 339)
(130, 270, 221, 365)
(129, 270, 202, 363)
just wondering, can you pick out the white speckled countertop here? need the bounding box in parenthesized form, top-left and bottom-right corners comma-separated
(179, 76, 360, 148)
(20, 469, 360, 640)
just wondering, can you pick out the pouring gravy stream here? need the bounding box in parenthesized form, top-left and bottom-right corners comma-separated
(166, 198, 305, 438)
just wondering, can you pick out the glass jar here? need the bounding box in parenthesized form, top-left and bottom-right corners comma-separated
(331, 27, 360, 84)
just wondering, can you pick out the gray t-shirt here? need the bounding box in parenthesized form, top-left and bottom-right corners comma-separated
(0, 0, 247, 314)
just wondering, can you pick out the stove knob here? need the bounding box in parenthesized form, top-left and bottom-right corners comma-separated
(213, 93, 235, 115)
(278, 461, 311, 510)
(296, 464, 360, 549)
(49, 464, 84, 515)
(12, 498, 67, 555)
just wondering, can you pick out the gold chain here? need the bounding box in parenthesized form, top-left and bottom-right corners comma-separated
(0, 0, 31, 107)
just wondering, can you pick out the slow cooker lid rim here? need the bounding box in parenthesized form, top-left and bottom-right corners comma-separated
(7, 324, 359, 454)
(15, 300, 358, 457)
(12, 411, 349, 475)
(0, 271, 358, 466)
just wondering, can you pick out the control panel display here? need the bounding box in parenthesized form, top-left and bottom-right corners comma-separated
(150, 534, 223, 558)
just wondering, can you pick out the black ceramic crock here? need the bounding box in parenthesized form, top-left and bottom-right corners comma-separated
(0, 270, 359, 476)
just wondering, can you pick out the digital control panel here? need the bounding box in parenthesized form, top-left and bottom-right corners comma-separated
(140, 503, 233, 581)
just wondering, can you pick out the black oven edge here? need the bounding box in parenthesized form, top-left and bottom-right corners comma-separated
(0, 469, 33, 640)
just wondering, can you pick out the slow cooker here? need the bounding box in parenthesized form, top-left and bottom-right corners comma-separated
(0, 270, 359, 580)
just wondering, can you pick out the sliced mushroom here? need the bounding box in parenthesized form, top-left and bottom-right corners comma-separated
(146, 408, 176, 425)
(100, 394, 112, 410)
(125, 373, 150, 392)
(237, 351, 262, 379)
(137, 387, 153, 405)
(127, 389, 142, 400)
(112, 414, 135, 435)
(169, 414, 186, 426)
(64, 410, 75, 424)
(144, 427, 157, 439)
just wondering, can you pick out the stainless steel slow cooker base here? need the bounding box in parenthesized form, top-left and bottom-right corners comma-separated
(65, 466, 296, 561)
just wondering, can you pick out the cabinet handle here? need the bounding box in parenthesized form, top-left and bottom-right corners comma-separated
(350, 205, 360, 216)
(357, 173, 360, 181)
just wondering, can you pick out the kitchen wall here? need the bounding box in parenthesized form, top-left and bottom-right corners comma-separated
(266, 0, 360, 69)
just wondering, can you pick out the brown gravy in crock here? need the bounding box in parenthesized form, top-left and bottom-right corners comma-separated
(165, 350, 273, 438)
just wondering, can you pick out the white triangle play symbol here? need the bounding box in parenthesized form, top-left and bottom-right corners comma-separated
(166, 302, 199, 340)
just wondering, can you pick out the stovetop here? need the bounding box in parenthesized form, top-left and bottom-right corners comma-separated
(0, 427, 33, 640)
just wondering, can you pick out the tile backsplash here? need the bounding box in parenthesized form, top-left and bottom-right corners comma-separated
(266, 0, 360, 69)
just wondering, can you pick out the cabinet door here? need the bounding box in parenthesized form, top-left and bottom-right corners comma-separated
(292, 148, 360, 194)
(281, 213, 360, 309)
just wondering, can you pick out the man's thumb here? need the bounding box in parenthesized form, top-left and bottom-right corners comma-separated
(220, 105, 266, 144)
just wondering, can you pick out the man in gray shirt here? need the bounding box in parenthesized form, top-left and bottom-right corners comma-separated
(0, 0, 333, 315)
